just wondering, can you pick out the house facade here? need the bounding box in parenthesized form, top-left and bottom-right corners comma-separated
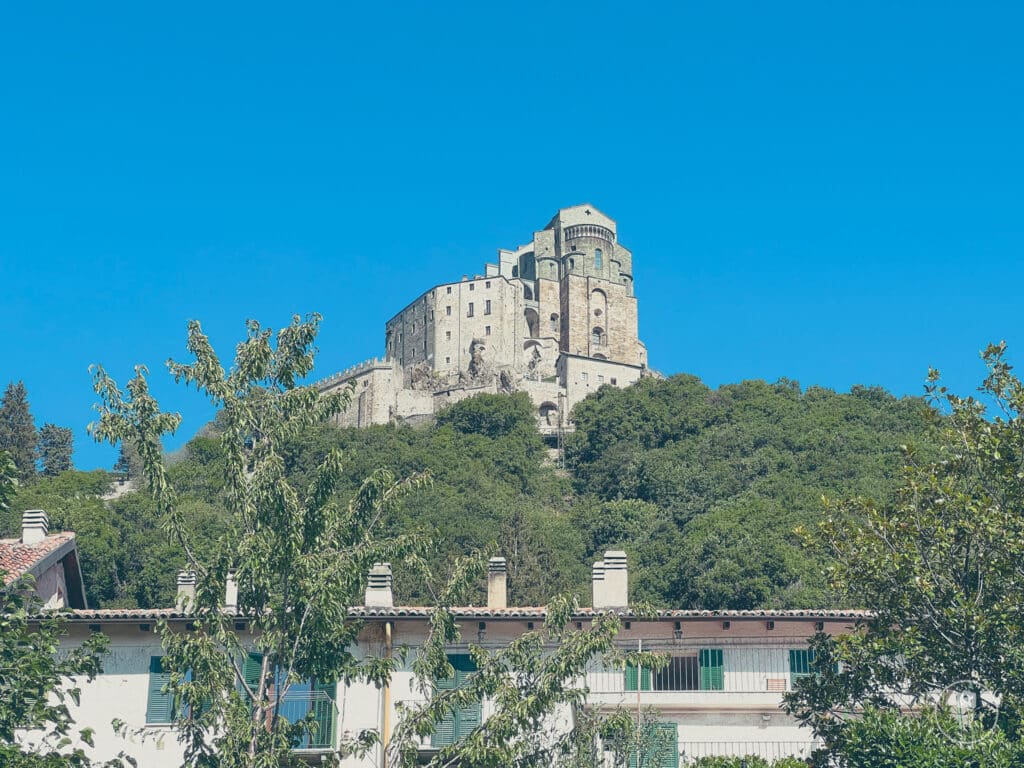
(47, 552, 863, 767)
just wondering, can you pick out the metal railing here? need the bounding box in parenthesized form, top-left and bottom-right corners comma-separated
(680, 741, 820, 763)
(586, 647, 800, 694)
(277, 691, 336, 750)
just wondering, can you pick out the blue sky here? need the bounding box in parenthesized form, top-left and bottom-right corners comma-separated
(2, 2, 1022, 470)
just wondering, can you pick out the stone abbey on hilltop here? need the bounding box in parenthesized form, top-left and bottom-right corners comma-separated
(319, 204, 652, 432)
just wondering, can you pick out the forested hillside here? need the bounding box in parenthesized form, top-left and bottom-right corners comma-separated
(1, 376, 937, 610)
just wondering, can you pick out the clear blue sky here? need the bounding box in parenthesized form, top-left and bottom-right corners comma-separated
(2, 3, 1022, 470)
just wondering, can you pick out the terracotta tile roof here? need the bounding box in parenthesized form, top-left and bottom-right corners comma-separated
(0, 532, 77, 585)
(68, 605, 873, 622)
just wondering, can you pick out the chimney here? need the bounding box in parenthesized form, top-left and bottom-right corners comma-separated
(21, 510, 49, 545)
(487, 557, 507, 609)
(225, 571, 238, 614)
(602, 550, 629, 608)
(593, 551, 629, 609)
(365, 563, 393, 608)
(176, 570, 197, 612)
(591, 560, 606, 608)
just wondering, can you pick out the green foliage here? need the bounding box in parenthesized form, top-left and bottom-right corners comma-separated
(826, 706, 1023, 768)
(690, 758, 808, 768)
(89, 315, 428, 768)
(0, 450, 16, 510)
(567, 375, 936, 608)
(785, 342, 1024, 756)
(0, 573, 131, 767)
(436, 391, 540, 441)
(36, 423, 73, 477)
(0, 381, 38, 482)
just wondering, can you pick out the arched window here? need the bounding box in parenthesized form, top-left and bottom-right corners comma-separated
(524, 285, 534, 300)
(594, 248, 603, 270)
(592, 327, 605, 346)
(550, 313, 559, 332)
(524, 308, 540, 338)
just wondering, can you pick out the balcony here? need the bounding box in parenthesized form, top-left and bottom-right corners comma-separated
(278, 690, 336, 752)
(680, 740, 821, 764)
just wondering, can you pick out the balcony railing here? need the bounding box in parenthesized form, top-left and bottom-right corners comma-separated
(586, 646, 803, 695)
(277, 691, 336, 750)
(680, 741, 820, 763)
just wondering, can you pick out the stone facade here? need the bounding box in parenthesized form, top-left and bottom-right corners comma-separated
(320, 204, 652, 431)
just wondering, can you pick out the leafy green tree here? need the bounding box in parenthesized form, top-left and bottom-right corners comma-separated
(0, 573, 130, 767)
(567, 374, 935, 608)
(824, 706, 1022, 768)
(0, 381, 38, 482)
(36, 423, 73, 477)
(112, 440, 143, 484)
(0, 450, 16, 510)
(89, 315, 427, 768)
(388, 594, 668, 768)
(784, 342, 1024, 756)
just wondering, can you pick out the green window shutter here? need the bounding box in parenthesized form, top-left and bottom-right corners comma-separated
(432, 654, 478, 746)
(455, 699, 482, 740)
(146, 656, 174, 724)
(624, 662, 652, 691)
(698, 649, 723, 691)
(629, 722, 678, 768)
(790, 649, 817, 687)
(242, 652, 263, 693)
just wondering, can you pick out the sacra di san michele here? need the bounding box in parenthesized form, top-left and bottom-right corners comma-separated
(318, 204, 653, 433)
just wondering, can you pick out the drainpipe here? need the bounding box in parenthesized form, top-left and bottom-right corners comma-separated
(382, 621, 393, 768)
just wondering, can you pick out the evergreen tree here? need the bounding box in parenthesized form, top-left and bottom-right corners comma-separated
(36, 423, 73, 477)
(0, 381, 37, 482)
(112, 439, 142, 482)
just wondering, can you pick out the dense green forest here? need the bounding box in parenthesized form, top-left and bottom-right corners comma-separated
(1, 375, 936, 611)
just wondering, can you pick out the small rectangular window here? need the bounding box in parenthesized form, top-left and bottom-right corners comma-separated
(467, 303, 474, 317)
(485, 326, 491, 336)
(581, 372, 588, 382)
(446, 331, 451, 340)
(485, 281, 491, 288)
(446, 306, 452, 316)
(484, 300, 491, 315)
(446, 357, 451, 364)
(611, 378, 617, 385)
(598, 375, 604, 383)
(469, 283, 475, 291)
(447, 286, 452, 294)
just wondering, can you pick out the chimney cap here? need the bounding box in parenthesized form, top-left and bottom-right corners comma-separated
(21, 510, 50, 544)
(488, 556, 507, 572)
(177, 570, 197, 585)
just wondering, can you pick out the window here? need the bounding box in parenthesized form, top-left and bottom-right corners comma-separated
(469, 283, 474, 291)
(627, 652, 722, 693)
(611, 377, 617, 385)
(432, 654, 481, 747)
(788, 649, 831, 688)
(581, 372, 588, 382)
(598, 375, 604, 383)
(446, 306, 452, 316)
(467, 302, 474, 317)
(485, 281, 491, 288)
(595, 248, 603, 269)
(485, 299, 491, 315)
(485, 326, 491, 336)
(592, 327, 605, 346)
(699, 649, 724, 690)
(446, 331, 451, 340)
(628, 722, 678, 768)
(239, 653, 336, 749)
(446, 357, 451, 364)
(550, 313, 558, 331)
(146, 656, 175, 724)
(447, 286, 452, 294)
